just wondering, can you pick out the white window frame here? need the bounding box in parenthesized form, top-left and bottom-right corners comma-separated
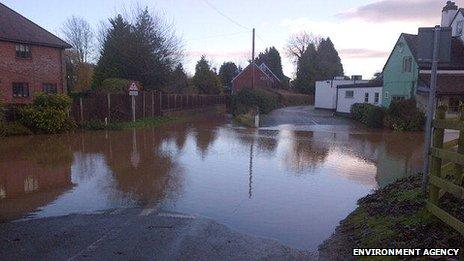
(345, 90, 354, 99)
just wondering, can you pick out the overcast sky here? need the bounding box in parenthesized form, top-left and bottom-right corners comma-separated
(2, 0, 462, 79)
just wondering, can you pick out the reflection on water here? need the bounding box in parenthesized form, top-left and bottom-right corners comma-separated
(0, 116, 426, 250)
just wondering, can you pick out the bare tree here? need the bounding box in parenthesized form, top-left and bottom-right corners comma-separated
(62, 16, 94, 63)
(285, 32, 322, 62)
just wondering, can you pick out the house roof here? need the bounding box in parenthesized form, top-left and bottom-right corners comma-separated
(232, 62, 275, 83)
(0, 3, 71, 48)
(418, 73, 464, 95)
(382, 33, 417, 72)
(337, 79, 383, 89)
(259, 63, 281, 83)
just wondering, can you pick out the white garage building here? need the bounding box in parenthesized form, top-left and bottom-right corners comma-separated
(336, 81, 383, 114)
(315, 76, 368, 110)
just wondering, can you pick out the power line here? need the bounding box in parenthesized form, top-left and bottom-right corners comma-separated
(185, 31, 248, 41)
(201, 0, 250, 31)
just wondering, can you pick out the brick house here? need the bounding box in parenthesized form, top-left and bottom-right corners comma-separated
(231, 63, 282, 93)
(0, 3, 71, 104)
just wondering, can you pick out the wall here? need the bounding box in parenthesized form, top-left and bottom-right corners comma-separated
(315, 79, 368, 109)
(382, 35, 419, 108)
(336, 87, 383, 114)
(0, 41, 65, 104)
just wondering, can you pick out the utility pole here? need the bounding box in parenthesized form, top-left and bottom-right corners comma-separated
(422, 25, 441, 194)
(252, 28, 255, 89)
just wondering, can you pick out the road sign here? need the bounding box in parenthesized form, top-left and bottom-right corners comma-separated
(418, 27, 452, 63)
(129, 82, 139, 96)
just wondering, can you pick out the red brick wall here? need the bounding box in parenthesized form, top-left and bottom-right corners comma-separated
(0, 41, 65, 104)
(232, 66, 279, 93)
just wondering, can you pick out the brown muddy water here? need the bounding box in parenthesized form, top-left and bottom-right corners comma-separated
(0, 115, 433, 250)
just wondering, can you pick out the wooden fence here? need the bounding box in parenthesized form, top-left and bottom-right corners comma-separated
(71, 92, 227, 123)
(427, 105, 464, 235)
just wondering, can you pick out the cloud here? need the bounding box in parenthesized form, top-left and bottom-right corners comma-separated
(337, 0, 457, 23)
(339, 49, 390, 59)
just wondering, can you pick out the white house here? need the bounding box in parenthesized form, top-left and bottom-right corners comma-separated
(336, 80, 383, 114)
(315, 76, 368, 110)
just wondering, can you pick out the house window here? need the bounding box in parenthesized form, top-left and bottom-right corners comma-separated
(403, 56, 412, 73)
(345, 90, 354, 98)
(374, 93, 380, 104)
(12, 83, 29, 98)
(43, 83, 57, 94)
(392, 96, 405, 102)
(364, 93, 369, 103)
(15, 44, 31, 58)
(457, 20, 464, 36)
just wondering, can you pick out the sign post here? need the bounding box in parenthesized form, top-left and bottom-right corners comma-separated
(129, 82, 139, 122)
(418, 26, 451, 194)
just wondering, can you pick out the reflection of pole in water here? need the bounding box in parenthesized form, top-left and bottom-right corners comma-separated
(249, 143, 253, 199)
(131, 128, 140, 168)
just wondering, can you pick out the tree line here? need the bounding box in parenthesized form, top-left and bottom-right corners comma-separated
(62, 8, 343, 96)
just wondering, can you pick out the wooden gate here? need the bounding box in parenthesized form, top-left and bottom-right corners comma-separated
(427, 105, 464, 235)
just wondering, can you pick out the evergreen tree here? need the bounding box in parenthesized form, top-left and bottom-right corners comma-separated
(218, 62, 239, 91)
(193, 56, 222, 94)
(316, 38, 344, 81)
(92, 7, 183, 91)
(293, 43, 318, 94)
(168, 63, 189, 93)
(92, 15, 132, 89)
(255, 47, 285, 81)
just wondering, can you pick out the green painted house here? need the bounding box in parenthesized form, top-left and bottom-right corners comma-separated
(381, 33, 419, 108)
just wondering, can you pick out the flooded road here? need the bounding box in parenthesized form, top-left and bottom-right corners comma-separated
(0, 109, 429, 250)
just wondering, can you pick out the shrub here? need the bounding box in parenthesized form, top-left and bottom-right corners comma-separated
(230, 88, 279, 116)
(100, 78, 141, 94)
(384, 99, 425, 131)
(350, 103, 385, 128)
(0, 122, 33, 137)
(19, 93, 76, 134)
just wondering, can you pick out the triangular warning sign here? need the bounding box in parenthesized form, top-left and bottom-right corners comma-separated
(129, 82, 138, 91)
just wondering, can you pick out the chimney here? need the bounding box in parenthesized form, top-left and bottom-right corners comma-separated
(441, 1, 458, 27)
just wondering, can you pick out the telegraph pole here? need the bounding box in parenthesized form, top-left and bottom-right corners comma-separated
(252, 28, 255, 89)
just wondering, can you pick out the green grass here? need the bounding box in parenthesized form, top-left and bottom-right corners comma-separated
(319, 174, 464, 259)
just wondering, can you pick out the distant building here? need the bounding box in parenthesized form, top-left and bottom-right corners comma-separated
(231, 63, 282, 93)
(382, 1, 464, 112)
(0, 3, 71, 104)
(336, 80, 383, 114)
(314, 76, 369, 110)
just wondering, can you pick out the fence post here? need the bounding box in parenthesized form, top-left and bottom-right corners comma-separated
(143, 92, 146, 119)
(107, 93, 111, 121)
(151, 91, 155, 118)
(159, 91, 162, 115)
(429, 105, 446, 204)
(79, 97, 84, 123)
(455, 103, 464, 186)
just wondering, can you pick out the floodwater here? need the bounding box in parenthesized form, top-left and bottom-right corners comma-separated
(0, 112, 430, 250)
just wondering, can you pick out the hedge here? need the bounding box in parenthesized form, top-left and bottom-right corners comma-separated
(19, 93, 76, 134)
(230, 88, 279, 116)
(350, 103, 385, 128)
(384, 99, 425, 131)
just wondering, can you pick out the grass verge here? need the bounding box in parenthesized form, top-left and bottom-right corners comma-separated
(318, 174, 464, 260)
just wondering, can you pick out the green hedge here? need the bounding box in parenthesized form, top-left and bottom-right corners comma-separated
(230, 88, 279, 116)
(384, 99, 425, 131)
(19, 93, 76, 134)
(350, 103, 385, 128)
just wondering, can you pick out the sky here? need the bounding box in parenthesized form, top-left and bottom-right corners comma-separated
(2, 0, 463, 79)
